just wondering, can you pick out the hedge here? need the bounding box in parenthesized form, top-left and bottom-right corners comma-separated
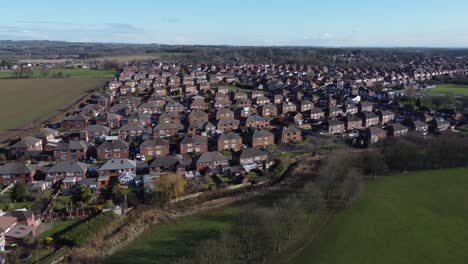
(59, 212, 114, 247)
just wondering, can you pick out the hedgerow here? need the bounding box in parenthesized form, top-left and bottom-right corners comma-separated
(59, 212, 115, 247)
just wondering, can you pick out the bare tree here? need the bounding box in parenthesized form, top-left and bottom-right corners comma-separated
(196, 234, 237, 264)
(232, 208, 273, 264)
(341, 169, 363, 208)
(300, 182, 325, 223)
(273, 195, 301, 241)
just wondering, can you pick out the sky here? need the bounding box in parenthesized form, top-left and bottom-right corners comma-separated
(2, 0, 468, 47)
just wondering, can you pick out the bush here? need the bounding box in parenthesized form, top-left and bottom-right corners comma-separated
(59, 212, 114, 247)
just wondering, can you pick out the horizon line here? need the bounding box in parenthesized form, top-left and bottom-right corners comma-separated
(1, 39, 468, 50)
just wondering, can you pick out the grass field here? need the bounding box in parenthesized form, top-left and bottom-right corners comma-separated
(0, 78, 105, 133)
(105, 208, 236, 264)
(39, 220, 78, 240)
(425, 83, 468, 95)
(292, 168, 468, 264)
(0, 68, 116, 78)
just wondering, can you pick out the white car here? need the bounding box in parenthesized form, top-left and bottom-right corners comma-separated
(136, 154, 141, 159)
(140, 155, 146, 161)
(242, 162, 257, 172)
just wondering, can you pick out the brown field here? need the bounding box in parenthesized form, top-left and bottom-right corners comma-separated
(0, 78, 106, 140)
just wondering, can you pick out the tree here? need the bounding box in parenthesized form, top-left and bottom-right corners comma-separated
(196, 234, 237, 264)
(72, 185, 92, 207)
(318, 151, 354, 201)
(11, 182, 28, 202)
(232, 208, 273, 263)
(341, 169, 363, 208)
(156, 173, 187, 202)
(112, 184, 137, 207)
(273, 195, 301, 241)
(300, 182, 325, 223)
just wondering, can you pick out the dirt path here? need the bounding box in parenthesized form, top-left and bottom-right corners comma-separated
(285, 210, 335, 263)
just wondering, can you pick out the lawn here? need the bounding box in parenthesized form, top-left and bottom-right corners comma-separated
(0, 78, 105, 133)
(0, 201, 33, 211)
(0, 68, 116, 78)
(291, 168, 468, 264)
(106, 208, 237, 264)
(39, 220, 78, 240)
(425, 83, 468, 96)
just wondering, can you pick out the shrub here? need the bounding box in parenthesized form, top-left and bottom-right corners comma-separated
(59, 212, 114, 247)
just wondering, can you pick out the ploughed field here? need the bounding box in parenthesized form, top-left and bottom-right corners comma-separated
(0, 78, 105, 133)
(292, 168, 468, 264)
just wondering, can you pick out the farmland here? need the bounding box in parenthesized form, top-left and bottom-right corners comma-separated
(0, 78, 105, 135)
(291, 168, 468, 264)
(424, 83, 468, 95)
(0, 68, 116, 78)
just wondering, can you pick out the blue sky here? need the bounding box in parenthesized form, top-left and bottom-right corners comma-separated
(2, 0, 468, 47)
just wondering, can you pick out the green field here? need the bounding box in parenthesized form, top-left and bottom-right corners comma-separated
(292, 168, 468, 264)
(0, 78, 105, 133)
(39, 220, 78, 240)
(106, 208, 236, 264)
(425, 84, 468, 95)
(0, 68, 116, 78)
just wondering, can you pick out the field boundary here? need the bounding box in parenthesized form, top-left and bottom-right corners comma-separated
(0, 79, 108, 147)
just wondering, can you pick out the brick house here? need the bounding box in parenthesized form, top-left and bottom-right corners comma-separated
(95, 113, 122, 129)
(126, 112, 152, 128)
(345, 116, 362, 131)
(245, 115, 270, 128)
(367, 126, 387, 143)
(189, 110, 209, 123)
(53, 141, 93, 161)
(98, 159, 136, 178)
(195, 151, 229, 171)
(81, 125, 110, 142)
(180, 135, 208, 155)
(217, 132, 243, 151)
(216, 119, 240, 132)
(258, 104, 278, 117)
(45, 161, 88, 187)
(358, 102, 374, 112)
(62, 114, 89, 130)
(97, 140, 130, 160)
(388, 123, 409, 137)
(10, 137, 43, 154)
(280, 126, 302, 143)
(327, 120, 345, 134)
(406, 120, 429, 134)
(159, 111, 181, 125)
(140, 137, 170, 157)
(308, 109, 325, 120)
(118, 124, 145, 141)
(251, 129, 275, 148)
(0, 163, 36, 184)
(342, 104, 358, 115)
(361, 112, 380, 127)
(239, 148, 269, 166)
(153, 122, 182, 138)
(377, 110, 395, 125)
(216, 108, 235, 120)
(280, 102, 297, 114)
(298, 100, 314, 112)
